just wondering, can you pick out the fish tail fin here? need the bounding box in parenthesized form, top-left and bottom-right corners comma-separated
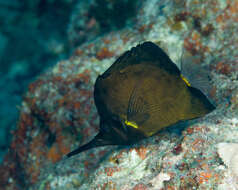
(66, 132, 110, 158)
(180, 51, 216, 106)
(180, 51, 208, 86)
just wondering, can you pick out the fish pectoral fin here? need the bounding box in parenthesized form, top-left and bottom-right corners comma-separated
(127, 82, 150, 124)
(127, 97, 150, 125)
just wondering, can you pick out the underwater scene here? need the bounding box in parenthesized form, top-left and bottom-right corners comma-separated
(0, 0, 238, 189)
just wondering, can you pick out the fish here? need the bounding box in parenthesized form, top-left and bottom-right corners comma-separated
(66, 41, 215, 158)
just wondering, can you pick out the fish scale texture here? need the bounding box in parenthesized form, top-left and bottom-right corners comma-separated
(1, 0, 238, 189)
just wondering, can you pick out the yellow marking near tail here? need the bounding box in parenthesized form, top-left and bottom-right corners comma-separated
(125, 120, 138, 129)
(180, 74, 191, 87)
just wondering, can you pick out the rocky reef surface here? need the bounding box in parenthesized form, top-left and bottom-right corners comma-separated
(1, 0, 238, 189)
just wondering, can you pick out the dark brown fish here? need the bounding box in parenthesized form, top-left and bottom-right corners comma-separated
(66, 41, 215, 158)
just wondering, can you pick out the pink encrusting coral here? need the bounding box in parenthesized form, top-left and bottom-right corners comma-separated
(1, 0, 238, 189)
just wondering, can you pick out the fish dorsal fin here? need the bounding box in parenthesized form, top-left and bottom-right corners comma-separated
(102, 41, 180, 78)
(126, 79, 150, 128)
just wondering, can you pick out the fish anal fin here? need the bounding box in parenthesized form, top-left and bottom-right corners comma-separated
(188, 86, 215, 115)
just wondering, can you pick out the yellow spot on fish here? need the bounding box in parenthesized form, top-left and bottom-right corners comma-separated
(125, 120, 138, 129)
(180, 74, 191, 87)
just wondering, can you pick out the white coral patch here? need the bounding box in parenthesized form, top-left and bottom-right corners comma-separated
(113, 149, 150, 180)
(149, 172, 170, 190)
(217, 142, 238, 188)
(217, 143, 238, 177)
